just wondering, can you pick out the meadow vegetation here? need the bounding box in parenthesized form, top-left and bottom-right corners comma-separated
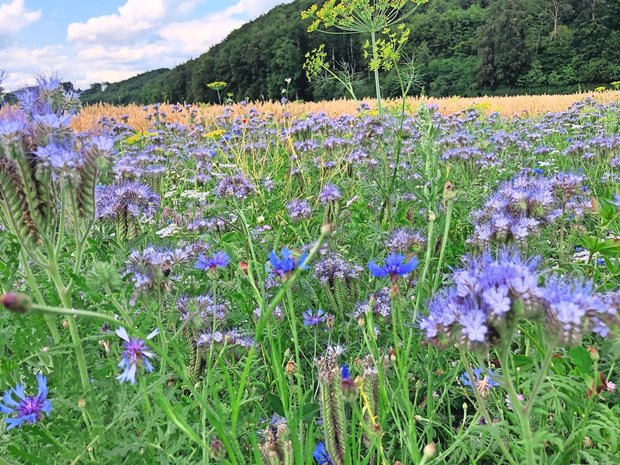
(0, 1, 620, 464)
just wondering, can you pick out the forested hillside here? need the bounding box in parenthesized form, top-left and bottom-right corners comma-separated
(80, 0, 620, 104)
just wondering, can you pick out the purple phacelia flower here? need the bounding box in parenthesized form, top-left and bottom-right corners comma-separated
(215, 173, 255, 199)
(286, 198, 312, 222)
(318, 183, 341, 203)
(96, 181, 160, 220)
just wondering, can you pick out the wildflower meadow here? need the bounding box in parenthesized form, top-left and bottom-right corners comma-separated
(1, 2, 620, 464)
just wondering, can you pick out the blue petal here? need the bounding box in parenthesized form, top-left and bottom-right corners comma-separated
(194, 254, 208, 270)
(12, 385, 26, 401)
(36, 374, 48, 398)
(398, 257, 418, 275)
(297, 253, 309, 270)
(268, 250, 280, 268)
(5, 417, 24, 430)
(0, 402, 13, 414)
(385, 253, 405, 267)
(368, 261, 388, 278)
(2, 390, 19, 407)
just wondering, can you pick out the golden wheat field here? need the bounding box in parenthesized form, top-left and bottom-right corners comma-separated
(68, 91, 620, 132)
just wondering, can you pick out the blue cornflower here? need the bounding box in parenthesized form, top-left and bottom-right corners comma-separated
(268, 248, 308, 279)
(368, 253, 418, 280)
(313, 442, 333, 465)
(303, 309, 328, 326)
(613, 193, 620, 209)
(195, 251, 230, 272)
(116, 327, 159, 384)
(460, 368, 499, 397)
(0, 374, 52, 430)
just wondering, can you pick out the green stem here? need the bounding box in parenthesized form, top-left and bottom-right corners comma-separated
(230, 227, 330, 431)
(498, 346, 535, 465)
(370, 30, 382, 113)
(19, 248, 61, 344)
(45, 254, 90, 392)
(524, 348, 555, 413)
(414, 212, 436, 320)
(432, 199, 454, 291)
(460, 352, 518, 465)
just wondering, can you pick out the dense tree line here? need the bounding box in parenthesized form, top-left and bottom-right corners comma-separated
(79, 0, 620, 105)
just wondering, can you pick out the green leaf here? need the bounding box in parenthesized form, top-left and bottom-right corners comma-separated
(266, 393, 285, 417)
(301, 402, 320, 422)
(569, 347, 593, 375)
(512, 354, 534, 370)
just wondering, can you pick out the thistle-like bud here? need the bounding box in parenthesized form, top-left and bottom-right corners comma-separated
(86, 261, 122, 291)
(210, 438, 226, 461)
(444, 181, 456, 202)
(0, 293, 32, 314)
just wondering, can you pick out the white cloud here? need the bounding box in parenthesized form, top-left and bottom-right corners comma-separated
(67, 0, 168, 43)
(1, 0, 294, 91)
(0, 0, 41, 43)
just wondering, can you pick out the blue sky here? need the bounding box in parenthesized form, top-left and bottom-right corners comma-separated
(0, 0, 292, 90)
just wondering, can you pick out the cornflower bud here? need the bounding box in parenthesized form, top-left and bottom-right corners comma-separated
(0, 293, 32, 314)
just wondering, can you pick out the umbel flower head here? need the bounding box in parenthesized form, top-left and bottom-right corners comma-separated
(116, 327, 159, 384)
(0, 374, 52, 430)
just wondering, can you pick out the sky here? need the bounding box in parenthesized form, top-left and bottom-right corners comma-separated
(0, 0, 293, 91)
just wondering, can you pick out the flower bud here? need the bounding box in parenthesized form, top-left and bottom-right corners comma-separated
(587, 346, 599, 362)
(321, 223, 335, 236)
(423, 442, 436, 458)
(285, 360, 297, 376)
(0, 293, 32, 314)
(210, 438, 226, 461)
(444, 181, 456, 201)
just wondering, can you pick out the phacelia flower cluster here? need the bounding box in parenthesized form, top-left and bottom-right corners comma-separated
(215, 172, 255, 199)
(418, 248, 618, 349)
(470, 171, 591, 246)
(96, 181, 160, 221)
(314, 252, 363, 285)
(286, 198, 312, 221)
